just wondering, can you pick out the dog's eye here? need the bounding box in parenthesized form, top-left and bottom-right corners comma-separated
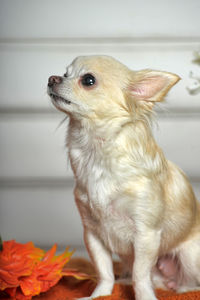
(81, 74, 96, 87)
(63, 73, 68, 78)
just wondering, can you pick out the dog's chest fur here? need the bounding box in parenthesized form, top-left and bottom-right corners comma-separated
(68, 124, 135, 255)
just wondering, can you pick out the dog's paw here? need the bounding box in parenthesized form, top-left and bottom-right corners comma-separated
(77, 280, 113, 299)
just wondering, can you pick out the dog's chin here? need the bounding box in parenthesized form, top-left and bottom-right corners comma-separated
(49, 93, 71, 105)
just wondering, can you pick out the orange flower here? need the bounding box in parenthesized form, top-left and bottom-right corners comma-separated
(19, 244, 73, 296)
(0, 240, 44, 290)
(0, 240, 90, 300)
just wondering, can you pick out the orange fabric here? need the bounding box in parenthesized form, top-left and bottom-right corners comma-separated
(32, 258, 200, 300)
(32, 279, 200, 300)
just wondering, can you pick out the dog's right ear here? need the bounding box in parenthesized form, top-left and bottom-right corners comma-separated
(128, 69, 180, 103)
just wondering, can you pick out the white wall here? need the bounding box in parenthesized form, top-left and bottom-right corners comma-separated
(0, 0, 200, 252)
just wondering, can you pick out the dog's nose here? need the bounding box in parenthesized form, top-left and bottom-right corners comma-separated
(48, 76, 63, 87)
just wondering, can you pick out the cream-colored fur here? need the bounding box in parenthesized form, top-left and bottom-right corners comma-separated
(48, 55, 200, 300)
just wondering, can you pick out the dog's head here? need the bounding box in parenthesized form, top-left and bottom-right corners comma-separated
(48, 55, 180, 123)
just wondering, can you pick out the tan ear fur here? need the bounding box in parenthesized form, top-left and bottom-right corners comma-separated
(130, 69, 181, 102)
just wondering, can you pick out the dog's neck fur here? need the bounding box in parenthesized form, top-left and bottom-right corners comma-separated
(67, 114, 167, 183)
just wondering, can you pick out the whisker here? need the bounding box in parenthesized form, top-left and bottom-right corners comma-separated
(55, 116, 68, 131)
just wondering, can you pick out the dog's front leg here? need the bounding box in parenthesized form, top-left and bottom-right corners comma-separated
(82, 229, 114, 299)
(133, 228, 161, 300)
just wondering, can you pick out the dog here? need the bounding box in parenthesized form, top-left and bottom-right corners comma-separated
(48, 55, 200, 300)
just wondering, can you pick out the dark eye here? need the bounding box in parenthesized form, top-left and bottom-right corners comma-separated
(63, 73, 68, 78)
(81, 74, 96, 87)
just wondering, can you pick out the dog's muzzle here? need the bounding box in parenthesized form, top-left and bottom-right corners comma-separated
(48, 76, 71, 105)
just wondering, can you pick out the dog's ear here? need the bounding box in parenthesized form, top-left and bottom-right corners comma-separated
(129, 70, 180, 102)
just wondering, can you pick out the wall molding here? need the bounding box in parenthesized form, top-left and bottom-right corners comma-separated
(0, 176, 199, 190)
(1, 106, 200, 119)
(0, 37, 200, 51)
(0, 177, 74, 189)
(1, 37, 200, 43)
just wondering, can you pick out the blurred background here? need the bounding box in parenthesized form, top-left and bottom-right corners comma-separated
(0, 0, 200, 255)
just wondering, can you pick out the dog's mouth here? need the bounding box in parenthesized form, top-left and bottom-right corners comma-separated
(49, 92, 71, 105)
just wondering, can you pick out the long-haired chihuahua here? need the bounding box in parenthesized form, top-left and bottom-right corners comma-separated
(48, 55, 200, 300)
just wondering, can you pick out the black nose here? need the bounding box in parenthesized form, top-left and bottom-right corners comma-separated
(48, 76, 63, 87)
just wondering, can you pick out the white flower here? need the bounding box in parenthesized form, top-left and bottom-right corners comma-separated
(187, 51, 200, 95)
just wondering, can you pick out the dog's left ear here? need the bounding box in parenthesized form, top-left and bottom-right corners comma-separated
(129, 70, 180, 102)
